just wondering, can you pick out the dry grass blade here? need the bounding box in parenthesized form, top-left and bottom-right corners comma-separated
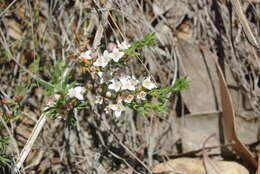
(0, 115, 19, 157)
(231, 0, 259, 47)
(242, 0, 260, 3)
(0, 0, 18, 17)
(203, 134, 222, 174)
(215, 58, 257, 170)
(13, 114, 47, 173)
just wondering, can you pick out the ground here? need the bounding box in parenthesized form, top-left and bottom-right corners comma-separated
(0, 0, 259, 174)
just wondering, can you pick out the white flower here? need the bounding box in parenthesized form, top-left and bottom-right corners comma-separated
(109, 48, 124, 62)
(131, 76, 139, 86)
(119, 76, 136, 91)
(79, 50, 92, 60)
(108, 79, 121, 92)
(54, 94, 61, 100)
(117, 41, 130, 50)
(110, 103, 125, 117)
(95, 96, 103, 104)
(137, 91, 147, 100)
(142, 76, 157, 90)
(67, 86, 86, 100)
(103, 50, 111, 58)
(124, 95, 134, 103)
(93, 50, 111, 67)
(93, 57, 104, 67)
(106, 91, 112, 97)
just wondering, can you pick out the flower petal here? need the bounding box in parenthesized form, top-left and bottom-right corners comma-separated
(142, 77, 157, 90)
(79, 50, 92, 60)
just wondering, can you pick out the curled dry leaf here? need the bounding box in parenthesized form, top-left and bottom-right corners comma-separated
(215, 56, 257, 170)
(199, 45, 257, 170)
(256, 152, 260, 174)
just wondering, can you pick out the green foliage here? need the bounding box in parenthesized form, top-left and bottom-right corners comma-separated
(149, 77, 189, 98)
(1, 98, 21, 121)
(0, 136, 12, 166)
(43, 60, 72, 96)
(124, 32, 156, 56)
(126, 77, 189, 115)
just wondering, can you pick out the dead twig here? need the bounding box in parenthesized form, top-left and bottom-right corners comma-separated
(13, 113, 47, 173)
(202, 133, 222, 174)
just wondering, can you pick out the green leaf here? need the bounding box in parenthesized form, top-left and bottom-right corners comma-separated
(125, 32, 156, 56)
(0, 136, 12, 165)
(149, 77, 189, 97)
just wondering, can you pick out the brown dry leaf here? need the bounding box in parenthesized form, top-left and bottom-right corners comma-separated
(152, 158, 249, 174)
(198, 46, 258, 169)
(216, 55, 257, 170)
(200, 45, 259, 143)
(257, 152, 260, 174)
(177, 39, 219, 114)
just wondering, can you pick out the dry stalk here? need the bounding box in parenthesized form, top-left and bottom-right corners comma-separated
(241, 0, 260, 4)
(231, 0, 259, 47)
(13, 113, 47, 173)
(0, 115, 19, 157)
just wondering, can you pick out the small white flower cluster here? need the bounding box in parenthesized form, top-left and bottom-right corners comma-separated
(108, 76, 138, 92)
(67, 41, 130, 102)
(65, 40, 158, 118)
(78, 41, 130, 68)
(108, 76, 156, 92)
(105, 76, 157, 117)
(66, 77, 157, 118)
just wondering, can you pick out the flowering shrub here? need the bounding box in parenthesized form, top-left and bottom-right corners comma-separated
(43, 33, 189, 127)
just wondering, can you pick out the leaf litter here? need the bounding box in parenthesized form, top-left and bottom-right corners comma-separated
(0, 0, 259, 173)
